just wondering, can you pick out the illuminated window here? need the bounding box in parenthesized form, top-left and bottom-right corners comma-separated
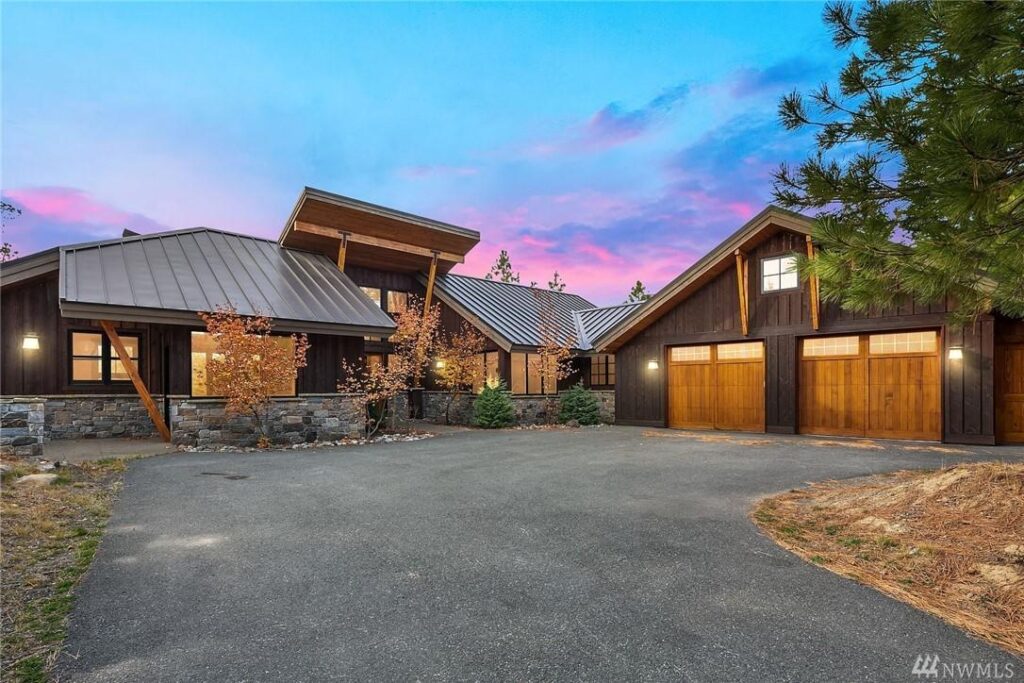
(716, 341, 763, 360)
(190, 331, 296, 397)
(366, 353, 383, 370)
(70, 331, 139, 383)
(510, 352, 557, 394)
(869, 331, 937, 355)
(473, 351, 499, 392)
(387, 291, 408, 315)
(670, 346, 711, 363)
(762, 255, 798, 292)
(803, 336, 860, 357)
(511, 352, 526, 394)
(590, 354, 616, 386)
(360, 287, 382, 307)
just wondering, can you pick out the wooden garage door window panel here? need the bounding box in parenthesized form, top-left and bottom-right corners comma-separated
(799, 332, 940, 441)
(668, 342, 764, 433)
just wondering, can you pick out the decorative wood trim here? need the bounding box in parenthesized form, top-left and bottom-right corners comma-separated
(424, 252, 439, 311)
(294, 221, 464, 263)
(734, 250, 749, 336)
(100, 321, 171, 442)
(806, 235, 820, 330)
(336, 232, 349, 271)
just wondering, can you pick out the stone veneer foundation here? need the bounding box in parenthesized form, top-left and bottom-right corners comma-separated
(421, 389, 615, 426)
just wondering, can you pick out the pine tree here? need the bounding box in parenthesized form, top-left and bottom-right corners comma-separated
(558, 382, 601, 425)
(548, 271, 566, 292)
(626, 280, 650, 303)
(484, 249, 521, 283)
(774, 1, 1024, 323)
(473, 380, 516, 428)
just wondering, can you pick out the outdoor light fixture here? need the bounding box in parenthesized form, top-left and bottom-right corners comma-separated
(435, 359, 446, 369)
(22, 333, 40, 350)
(647, 359, 660, 370)
(947, 347, 964, 361)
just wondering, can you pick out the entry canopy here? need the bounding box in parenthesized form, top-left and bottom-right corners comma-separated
(278, 187, 481, 274)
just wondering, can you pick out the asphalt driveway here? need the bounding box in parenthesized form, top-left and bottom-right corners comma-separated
(59, 427, 1023, 682)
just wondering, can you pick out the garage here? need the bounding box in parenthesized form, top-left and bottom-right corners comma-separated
(667, 341, 764, 432)
(996, 340, 1024, 443)
(798, 330, 941, 441)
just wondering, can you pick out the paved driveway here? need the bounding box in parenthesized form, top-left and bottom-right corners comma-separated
(59, 428, 1022, 681)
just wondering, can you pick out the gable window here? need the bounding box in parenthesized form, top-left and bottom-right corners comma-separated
(590, 354, 616, 387)
(70, 331, 140, 384)
(761, 255, 798, 292)
(360, 286, 382, 307)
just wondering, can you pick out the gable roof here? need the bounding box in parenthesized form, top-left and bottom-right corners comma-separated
(59, 227, 397, 336)
(597, 205, 815, 351)
(423, 273, 596, 351)
(573, 302, 644, 351)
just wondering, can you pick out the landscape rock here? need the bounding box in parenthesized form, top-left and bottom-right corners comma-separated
(15, 473, 58, 486)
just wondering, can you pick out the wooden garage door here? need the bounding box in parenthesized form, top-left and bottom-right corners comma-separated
(996, 342, 1024, 443)
(799, 331, 941, 441)
(667, 342, 764, 432)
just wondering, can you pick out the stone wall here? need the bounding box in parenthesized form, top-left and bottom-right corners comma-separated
(45, 396, 160, 440)
(0, 398, 45, 457)
(171, 394, 364, 447)
(421, 389, 615, 426)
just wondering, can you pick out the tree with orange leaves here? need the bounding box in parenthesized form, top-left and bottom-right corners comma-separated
(530, 288, 576, 422)
(434, 321, 486, 424)
(200, 305, 310, 447)
(339, 295, 441, 436)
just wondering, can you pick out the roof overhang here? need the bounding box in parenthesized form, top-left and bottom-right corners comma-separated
(57, 300, 396, 337)
(0, 248, 60, 287)
(278, 187, 480, 274)
(597, 206, 815, 351)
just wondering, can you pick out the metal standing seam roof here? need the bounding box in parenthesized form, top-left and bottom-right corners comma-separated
(425, 274, 596, 350)
(58, 227, 397, 336)
(572, 302, 645, 351)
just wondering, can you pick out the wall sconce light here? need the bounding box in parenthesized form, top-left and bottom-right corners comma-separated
(22, 333, 40, 350)
(647, 359, 660, 370)
(947, 347, 963, 361)
(434, 359, 446, 369)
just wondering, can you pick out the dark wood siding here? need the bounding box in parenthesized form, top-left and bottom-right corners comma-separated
(614, 226, 1009, 444)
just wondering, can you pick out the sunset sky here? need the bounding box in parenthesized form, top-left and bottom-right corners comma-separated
(1, 2, 836, 305)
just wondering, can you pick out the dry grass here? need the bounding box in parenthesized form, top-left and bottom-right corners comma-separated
(1, 458, 126, 682)
(642, 430, 773, 446)
(752, 462, 1024, 655)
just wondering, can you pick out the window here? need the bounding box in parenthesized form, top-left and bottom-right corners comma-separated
(387, 291, 408, 315)
(590, 354, 616, 386)
(716, 341, 763, 360)
(360, 286, 382, 307)
(762, 255, 798, 292)
(190, 331, 297, 397)
(70, 331, 140, 383)
(473, 351, 499, 392)
(803, 336, 860, 357)
(511, 352, 558, 394)
(869, 331, 937, 355)
(366, 353, 383, 370)
(670, 345, 711, 363)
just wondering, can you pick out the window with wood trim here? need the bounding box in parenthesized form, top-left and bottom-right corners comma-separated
(473, 351, 499, 392)
(761, 255, 798, 292)
(70, 331, 140, 384)
(670, 345, 711, 363)
(590, 354, 616, 386)
(802, 336, 860, 357)
(510, 351, 557, 395)
(189, 331, 296, 397)
(716, 341, 763, 360)
(868, 331, 937, 355)
(360, 286, 382, 307)
(386, 291, 408, 315)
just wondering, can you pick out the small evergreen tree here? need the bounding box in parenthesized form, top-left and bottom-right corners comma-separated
(548, 271, 566, 292)
(626, 280, 650, 303)
(484, 249, 521, 283)
(473, 380, 516, 429)
(559, 382, 601, 426)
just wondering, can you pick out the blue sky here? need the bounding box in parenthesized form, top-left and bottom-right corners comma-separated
(2, 2, 836, 304)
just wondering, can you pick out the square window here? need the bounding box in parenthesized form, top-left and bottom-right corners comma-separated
(762, 255, 799, 292)
(387, 291, 408, 315)
(70, 331, 141, 384)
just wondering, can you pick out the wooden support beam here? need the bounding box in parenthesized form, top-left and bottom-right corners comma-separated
(336, 232, 349, 271)
(100, 321, 172, 442)
(294, 221, 464, 264)
(734, 250, 749, 336)
(423, 252, 439, 312)
(805, 235, 820, 330)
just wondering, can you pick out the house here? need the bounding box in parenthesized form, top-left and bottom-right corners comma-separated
(0, 187, 623, 452)
(593, 206, 1024, 445)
